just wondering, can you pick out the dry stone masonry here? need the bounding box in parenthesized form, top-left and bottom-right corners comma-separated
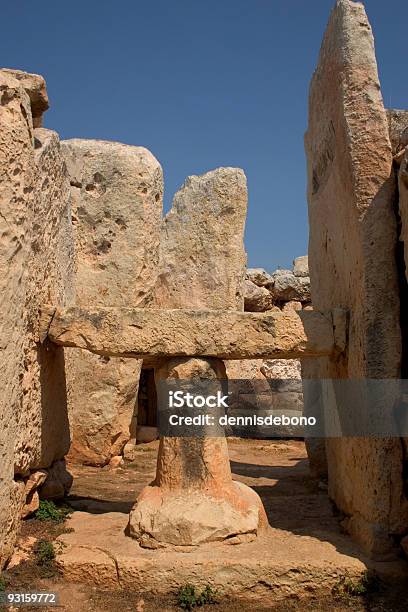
(3, 0, 408, 571)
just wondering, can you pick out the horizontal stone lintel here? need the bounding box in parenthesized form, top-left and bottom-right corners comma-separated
(41, 306, 347, 363)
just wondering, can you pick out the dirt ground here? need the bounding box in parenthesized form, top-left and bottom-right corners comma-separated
(2, 439, 408, 611)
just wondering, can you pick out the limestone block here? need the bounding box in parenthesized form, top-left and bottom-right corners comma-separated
(1, 68, 49, 127)
(39, 460, 73, 500)
(66, 351, 142, 466)
(128, 483, 264, 548)
(153, 168, 247, 310)
(271, 271, 310, 303)
(293, 255, 309, 278)
(387, 109, 408, 156)
(0, 73, 33, 567)
(282, 301, 302, 312)
(46, 306, 340, 361)
(0, 71, 73, 568)
(305, 0, 406, 557)
(243, 279, 274, 312)
(399, 148, 408, 279)
(246, 268, 274, 287)
(61, 139, 163, 465)
(15, 128, 74, 475)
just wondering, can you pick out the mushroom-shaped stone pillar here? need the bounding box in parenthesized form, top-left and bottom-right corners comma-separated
(128, 357, 267, 547)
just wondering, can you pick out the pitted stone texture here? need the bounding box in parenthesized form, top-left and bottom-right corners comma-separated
(243, 279, 274, 312)
(399, 148, 408, 280)
(387, 109, 408, 156)
(271, 270, 310, 303)
(61, 139, 163, 308)
(1, 69, 49, 127)
(246, 268, 274, 288)
(61, 139, 163, 465)
(15, 128, 74, 475)
(154, 168, 247, 311)
(0, 73, 73, 568)
(293, 256, 309, 278)
(0, 72, 33, 567)
(305, 0, 407, 557)
(128, 482, 265, 548)
(46, 306, 338, 361)
(128, 357, 267, 548)
(225, 358, 303, 438)
(66, 352, 142, 466)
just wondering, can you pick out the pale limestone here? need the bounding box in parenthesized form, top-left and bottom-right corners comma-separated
(61, 139, 163, 465)
(305, 0, 406, 558)
(56, 511, 386, 599)
(246, 268, 274, 287)
(45, 306, 340, 361)
(387, 109, 408, 155)
(128, 358, 267, 548)
(0, 72, 74, 568)
(243, 279, 274, 312)
(271, 271, 310, 303)
(153, 168, 247, 311)
(1, 68, 49, 127)
(293, 255, 309, 278)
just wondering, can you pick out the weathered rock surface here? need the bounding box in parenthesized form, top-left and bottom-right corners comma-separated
(293, 255, 309, 278)
(46, 305, 341, 361)
(56, 511, 385, 598)
(153, 168, 247, 311)
(1, 68, 49, 127)
(399, 148, 408, 279)
(15, 128, 74, 476)
(0, 71, 73, 568)
(305, 0, 407, 557)
(128, 358, 267, 547)
(243, 279, 274, 312)
(246, 268, 274, 287)
(128, 483, 266, 548)
(127, 168, 268, 548)
(61, 139, 163, 465)
(271, 270, 310, 303)
(387, 109, 408, 156)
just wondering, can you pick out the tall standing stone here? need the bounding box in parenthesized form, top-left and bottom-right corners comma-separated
(305, 0, 408, 557)
(61, 140, 163, 465)
(128, 168, 267, 547)
(0, 72, 74, 567)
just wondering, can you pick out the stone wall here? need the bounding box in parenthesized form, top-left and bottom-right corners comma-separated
(61, 140, 163, 466)
(225, 256, 310, 437)
(0, 71, 74, 567)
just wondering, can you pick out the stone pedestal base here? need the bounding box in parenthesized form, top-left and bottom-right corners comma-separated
(128, 481, 267, 549)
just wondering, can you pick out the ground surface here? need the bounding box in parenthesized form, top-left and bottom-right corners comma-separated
(2, 439, 408, 611)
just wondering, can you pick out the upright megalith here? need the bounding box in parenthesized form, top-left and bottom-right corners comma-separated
(128, 168, 267, 547)
(305, 0, 408, 557)
(61, 140, 163, 465)
(154, 168, 247, 310)
(0, 71, 74, 567)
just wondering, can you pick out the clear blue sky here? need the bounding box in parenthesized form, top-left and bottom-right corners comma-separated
(2, 1, 407, 271)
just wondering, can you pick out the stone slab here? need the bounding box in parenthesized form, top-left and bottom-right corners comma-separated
(44, 306, 343, 362)
(56, 511, 407, 601)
